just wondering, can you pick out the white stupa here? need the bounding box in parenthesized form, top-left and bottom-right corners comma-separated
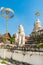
(15, 25, 25, 46)
(33, 19, 42, 32)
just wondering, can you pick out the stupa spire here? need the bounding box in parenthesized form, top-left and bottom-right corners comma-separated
(33, 12, 42, 32)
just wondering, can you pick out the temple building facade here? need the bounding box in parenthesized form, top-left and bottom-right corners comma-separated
(28, 18, 43, 45)
(26, 19, 43, 46)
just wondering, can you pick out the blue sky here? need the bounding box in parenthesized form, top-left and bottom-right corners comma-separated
(0, 0, 43, 35)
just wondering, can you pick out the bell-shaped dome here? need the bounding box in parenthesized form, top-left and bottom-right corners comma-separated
(33, 19, 42, 32)
(36, 19, 41, 27)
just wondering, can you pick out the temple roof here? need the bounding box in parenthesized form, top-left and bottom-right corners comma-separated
(3, 33, 11, 39)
